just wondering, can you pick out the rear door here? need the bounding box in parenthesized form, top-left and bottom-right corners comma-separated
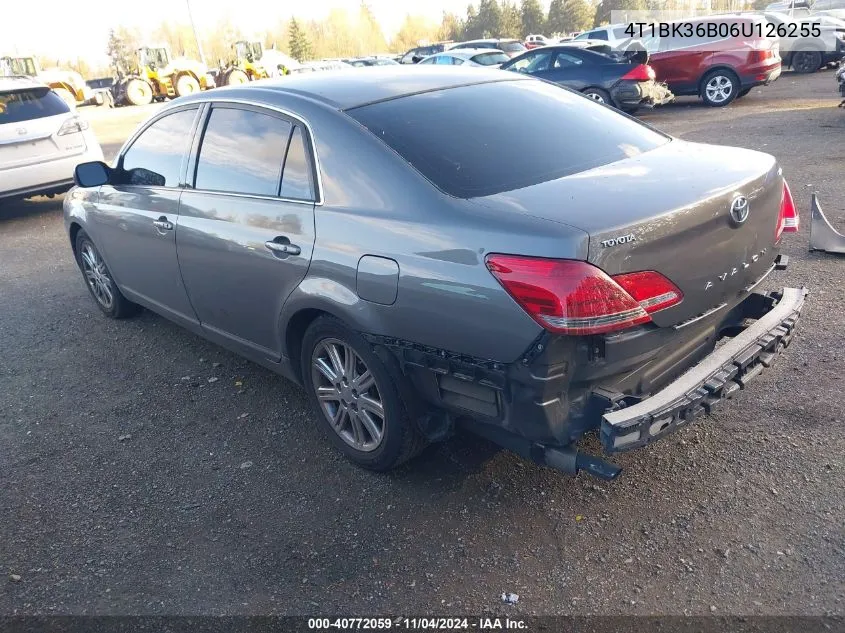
(177, 103, 317, 360)
(93, 105, 201, 325)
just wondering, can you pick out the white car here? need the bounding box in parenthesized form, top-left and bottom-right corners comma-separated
(0, 76, 103, 201)
(418, 48, 511, 67)
(574, 24, 633, 47)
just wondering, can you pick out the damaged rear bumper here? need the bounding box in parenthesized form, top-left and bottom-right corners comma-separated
(601, 287, 807, 453)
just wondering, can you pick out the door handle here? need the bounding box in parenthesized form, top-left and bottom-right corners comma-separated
(153, 216, 173, 231)
(265, 237, 301, 257)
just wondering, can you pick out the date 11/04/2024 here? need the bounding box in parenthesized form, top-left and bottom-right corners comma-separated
(307, 617, 528, 630)
(623, 21, 822, 40)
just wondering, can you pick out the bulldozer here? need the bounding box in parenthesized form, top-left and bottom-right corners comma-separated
(216, 41, 269, 86)
(112, 46, 214, 106)
(0, 55, 103, 107)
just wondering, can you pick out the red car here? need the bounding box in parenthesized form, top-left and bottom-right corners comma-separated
(636, 16, 781, 107)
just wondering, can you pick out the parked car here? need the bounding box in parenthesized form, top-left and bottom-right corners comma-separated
(764, 12, 845, 72)
(524, 34, 549, 49)
(64, 68, 802, 479)
(1, 76, 103, 201)
(500, 45, 673, 112)
(344, 57, 400, 67)
(574, 25, 632, 47)
(418, 48, 510, 67)
(449, 39, 527, 58)
(623, 15, 782, 106)
(399, 43, 451, 64)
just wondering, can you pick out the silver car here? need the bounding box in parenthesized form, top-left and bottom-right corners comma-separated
(65, 68, 804, 480)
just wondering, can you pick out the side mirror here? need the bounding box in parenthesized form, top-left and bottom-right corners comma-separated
(74, 161, 111, 188)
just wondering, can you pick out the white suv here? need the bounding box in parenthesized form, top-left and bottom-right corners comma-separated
(574, 24, 632, 48)
(0, 76, 103, 201)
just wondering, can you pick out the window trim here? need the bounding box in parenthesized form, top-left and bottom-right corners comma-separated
(116, 104, 203, 190)
(117, 98, 324, 205)
(187, 101, 319, 204)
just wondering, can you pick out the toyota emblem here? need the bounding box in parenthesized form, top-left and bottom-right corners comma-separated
(730, 196, 749, 225)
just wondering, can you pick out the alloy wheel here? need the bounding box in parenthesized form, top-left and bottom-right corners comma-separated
(80, 242, 114, 310)
(705, 75, 733, 104)
(310, 338, 385, 452)
(586, 92, 605, 103)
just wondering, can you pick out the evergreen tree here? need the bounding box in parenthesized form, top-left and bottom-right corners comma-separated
(520, 0, 546, 35)
(288, 18, 313, 61)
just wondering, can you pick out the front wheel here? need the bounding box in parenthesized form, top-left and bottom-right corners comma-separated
(74, 230, 139, 318)
(225, 69, 249, 85)
(175, 74, 201, 98)
(125, 78, 153, 106)
(301, 316, 426, 471)
(701, 69, 739, 107)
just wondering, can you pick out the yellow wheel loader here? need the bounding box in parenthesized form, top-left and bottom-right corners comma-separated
(113, 46, 214, 107)
(0, 55, 103, 107)
(218, 41, 269, 86)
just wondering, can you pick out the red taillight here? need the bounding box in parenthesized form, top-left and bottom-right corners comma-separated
(776, 179, 799, 241)
(486, 255, 682, 336)
(621, 64, 656, 82)
(612, 271, 683, 314)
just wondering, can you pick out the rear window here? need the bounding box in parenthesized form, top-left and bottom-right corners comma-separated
(347, 79, 669, 198)
(472, 51, 510, 65)
(500, 41, 527, 52)
(0, 87, 69, 124)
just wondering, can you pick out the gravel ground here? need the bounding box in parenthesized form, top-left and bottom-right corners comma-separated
(1, 71, 843, 617)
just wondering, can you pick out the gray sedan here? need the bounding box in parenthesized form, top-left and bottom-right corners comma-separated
(65, 67, 804, 480)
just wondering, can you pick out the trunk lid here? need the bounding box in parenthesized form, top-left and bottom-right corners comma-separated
(476, 140, 783, 327)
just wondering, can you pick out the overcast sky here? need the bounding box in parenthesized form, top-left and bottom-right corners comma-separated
(3, 0, 552, 64)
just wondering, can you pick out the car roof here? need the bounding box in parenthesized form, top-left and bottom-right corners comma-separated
(434, 48, 505, 59)
(184, 66, 527, 111)
(0, 75, 47, 91)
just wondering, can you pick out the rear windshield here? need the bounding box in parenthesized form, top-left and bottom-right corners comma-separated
(347, 79, 669, 198)
(500, 41, 527, 52)
(0, 87, 70, 124)
(472, 51, 510, 65)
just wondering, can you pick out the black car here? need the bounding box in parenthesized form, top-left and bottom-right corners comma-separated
(500, 45, 673, 113)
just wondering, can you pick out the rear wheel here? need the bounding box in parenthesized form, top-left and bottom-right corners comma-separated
(301, 316, 426, 471)
(74, 230, 139, 319)
(700, 69, 739, 107)
(225, 69, 249, 85)
(125, 79, 153, 106)
(582, 87, 612, 105)
(175, 74, 201, 98)
(792, 50, 823, 74)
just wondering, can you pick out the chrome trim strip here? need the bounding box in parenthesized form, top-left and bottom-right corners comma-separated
(744, 263, 776, 293)
(113, 97, 325, 205)
(182, 188, 314, 206)
(673, 302, 728, 330)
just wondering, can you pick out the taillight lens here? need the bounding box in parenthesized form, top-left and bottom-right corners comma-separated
(57, 116, 89, 136)
(776, 179, 799, 241)
(612, 271, 683, 313)
(621, 64, 656, 82)
(486, 255, 682, 336)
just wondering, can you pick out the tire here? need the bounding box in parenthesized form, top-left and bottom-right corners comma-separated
(225, 69, 249, 85)
(700, 69, 739, 107)
(53, 88, 76, 108)
(125, 79, 153, 106)
(582, 87, 612, 105)
(175, 74, 201, 98)
(792, 50, 823, 74)
(737, 87, 752, 99)
(301, 316, 426, 471)
(74, 230, 139, 319)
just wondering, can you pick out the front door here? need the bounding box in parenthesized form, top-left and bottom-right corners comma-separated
(91, 106, 200, 324)
(176, 104, 317, 359)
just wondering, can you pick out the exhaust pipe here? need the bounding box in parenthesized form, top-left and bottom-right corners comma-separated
(809, 193, 845, 254)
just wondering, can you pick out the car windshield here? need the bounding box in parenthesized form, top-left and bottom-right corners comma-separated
(472, 51, 510, 65)
(347, 79, 669, 198)
(0, 87, 70, 124)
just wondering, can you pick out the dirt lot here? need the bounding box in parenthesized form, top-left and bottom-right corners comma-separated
(1, 71, 844, 617)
